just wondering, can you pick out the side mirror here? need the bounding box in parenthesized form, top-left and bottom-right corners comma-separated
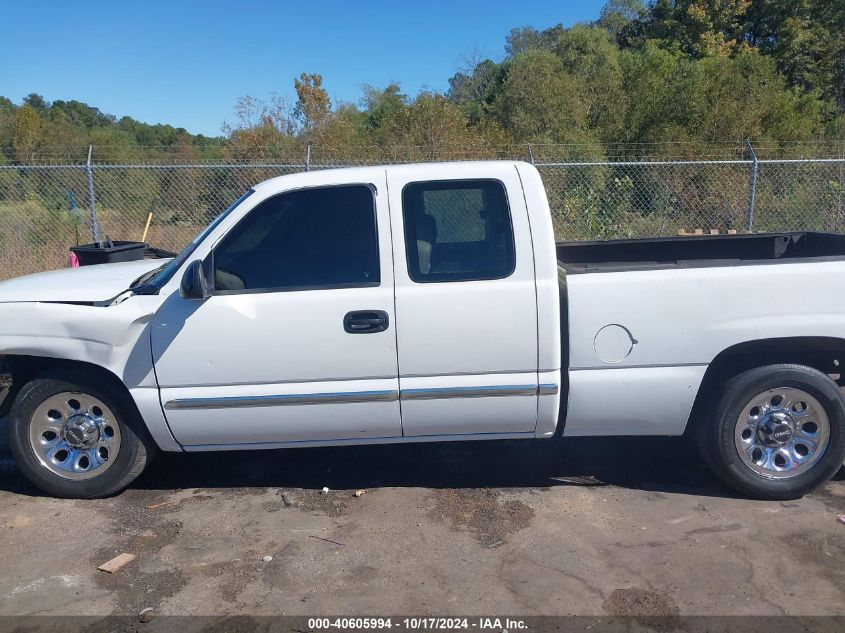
(180, 260, 210, 300)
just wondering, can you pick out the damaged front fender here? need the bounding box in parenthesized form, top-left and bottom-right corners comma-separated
(0, 294, 182, 451)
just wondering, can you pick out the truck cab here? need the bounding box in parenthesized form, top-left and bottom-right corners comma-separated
(149, 162, 561, 448)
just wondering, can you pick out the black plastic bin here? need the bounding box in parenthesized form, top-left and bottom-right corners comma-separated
(70, 241, 148, 266)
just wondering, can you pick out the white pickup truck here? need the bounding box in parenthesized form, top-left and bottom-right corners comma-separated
(1, 161, 844, 500)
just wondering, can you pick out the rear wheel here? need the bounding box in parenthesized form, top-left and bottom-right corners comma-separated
(700, 364, 845, 500)
(9, 372, 155, 498)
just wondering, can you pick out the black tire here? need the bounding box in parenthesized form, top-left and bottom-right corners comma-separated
(698, 364, 845, 500)
(8, 370, 156, 498)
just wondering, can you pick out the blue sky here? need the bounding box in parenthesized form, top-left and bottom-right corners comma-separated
(1, 0, 606, 137)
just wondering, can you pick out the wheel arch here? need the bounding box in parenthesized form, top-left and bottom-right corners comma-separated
(1, 352, 181, 452)
(1, 354, 136, 418)
(685, 336, 845, 435)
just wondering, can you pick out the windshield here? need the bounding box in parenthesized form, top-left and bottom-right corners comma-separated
(140, 189, 254, 290)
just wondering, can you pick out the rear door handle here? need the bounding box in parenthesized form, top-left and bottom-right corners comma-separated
(344, 310, 389, 334)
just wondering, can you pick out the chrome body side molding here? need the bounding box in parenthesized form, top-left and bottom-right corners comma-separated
(164, 383, 560, 411)
(165, 389, 399, 410)
(400, 384, 537, 400)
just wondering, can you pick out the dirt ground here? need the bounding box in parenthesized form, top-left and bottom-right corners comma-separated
(1, 428, 843, 618)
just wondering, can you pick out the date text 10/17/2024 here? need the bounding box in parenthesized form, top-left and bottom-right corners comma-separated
(307, 618, 528, 631)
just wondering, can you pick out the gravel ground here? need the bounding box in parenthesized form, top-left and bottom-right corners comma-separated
(0, 422, 843, 618)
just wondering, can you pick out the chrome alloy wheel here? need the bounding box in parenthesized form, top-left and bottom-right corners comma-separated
(27, 392, 122, 480)
(734, 387, 830, 479)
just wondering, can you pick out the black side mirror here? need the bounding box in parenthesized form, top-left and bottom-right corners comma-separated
(180, 260, 210, 300)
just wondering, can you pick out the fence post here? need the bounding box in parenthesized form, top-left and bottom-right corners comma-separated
(746, 139, 758, 232)
(527, 143, 535, 165)
(837, 142, 844, 231)
(86, 144, 101, 244)
(305, 143, 312, 172)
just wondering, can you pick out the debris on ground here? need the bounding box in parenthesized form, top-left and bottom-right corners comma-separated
(837, 515, 845, 525)
(144, 500, 172, 510)
(309, 534, 345, 547)
(354, 490, 366, 497)
(321, 486, 330, 494)
(138, 607, 154, 623)
(262, 555, 273, 562)
(98, 553, 137, 573)
(550, 475, 607, 487)
(276, 491, 295, 507)
(487, 539, 506, 549)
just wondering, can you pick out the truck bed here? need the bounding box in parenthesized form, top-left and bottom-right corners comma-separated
(557, 231, 845, 273)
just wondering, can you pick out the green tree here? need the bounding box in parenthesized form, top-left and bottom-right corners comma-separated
(504, 25, 565, 56)
(619, 41, 703, 147)
(23, 93, 48, 115)
(597, 0, 647, 39)
(447, 59, 503, 123)
(379, 92, 507, 161)
(492, 51, 593, 146)
(552, 25, 627, 140)
(51, 100, 115, 129)
(0, 97, 14, 161)
(309, 102, 366, 156)
(695, 50, 824, 143)
(361, 83, 407, 131)
(745, 0, 845, 111)
(40, 110, 87, 158)
(620, 0, 844, 116)
(88, 128, 137, 162)
(626, 0, 753, 56)
(11, 104, 43, 162)
(294, 73, 331, 131)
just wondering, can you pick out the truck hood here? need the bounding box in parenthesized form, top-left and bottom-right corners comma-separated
(0, 259, 170, 304)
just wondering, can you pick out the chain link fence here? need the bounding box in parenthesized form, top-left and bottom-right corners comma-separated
(1, 153, 844, 280)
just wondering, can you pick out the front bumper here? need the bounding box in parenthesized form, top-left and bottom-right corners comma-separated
(0, 373, 11, 411)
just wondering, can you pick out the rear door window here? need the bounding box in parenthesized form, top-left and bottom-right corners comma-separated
(402, 179, 515, 282)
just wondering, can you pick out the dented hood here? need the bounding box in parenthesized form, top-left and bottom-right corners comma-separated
(0, 259, 170, 304)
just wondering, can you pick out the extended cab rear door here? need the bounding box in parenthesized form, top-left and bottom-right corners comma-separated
(387, 163, 539, 436)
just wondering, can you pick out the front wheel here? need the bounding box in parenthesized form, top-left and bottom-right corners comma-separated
(700, 364, 845, 500)
(9, 372, 155, 498)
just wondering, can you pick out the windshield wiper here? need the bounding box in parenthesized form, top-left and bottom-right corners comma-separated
(131, 283, 160, 296)
(129, 263, 168, 291)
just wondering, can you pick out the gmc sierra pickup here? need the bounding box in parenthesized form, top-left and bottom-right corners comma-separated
(0, 161, 843, 499)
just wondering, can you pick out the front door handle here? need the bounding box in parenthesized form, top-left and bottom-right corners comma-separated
(344, 310, 389, 334)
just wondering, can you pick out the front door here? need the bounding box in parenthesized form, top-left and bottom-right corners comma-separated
(151, 177, 401, 447)
(386, 163, 539, 436)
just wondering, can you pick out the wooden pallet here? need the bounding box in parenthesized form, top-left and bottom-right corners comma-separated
(677, 229, 740, 236)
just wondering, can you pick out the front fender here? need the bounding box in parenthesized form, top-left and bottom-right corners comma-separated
(0, 299, 161, 385)
(0, 295, 183, 452)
